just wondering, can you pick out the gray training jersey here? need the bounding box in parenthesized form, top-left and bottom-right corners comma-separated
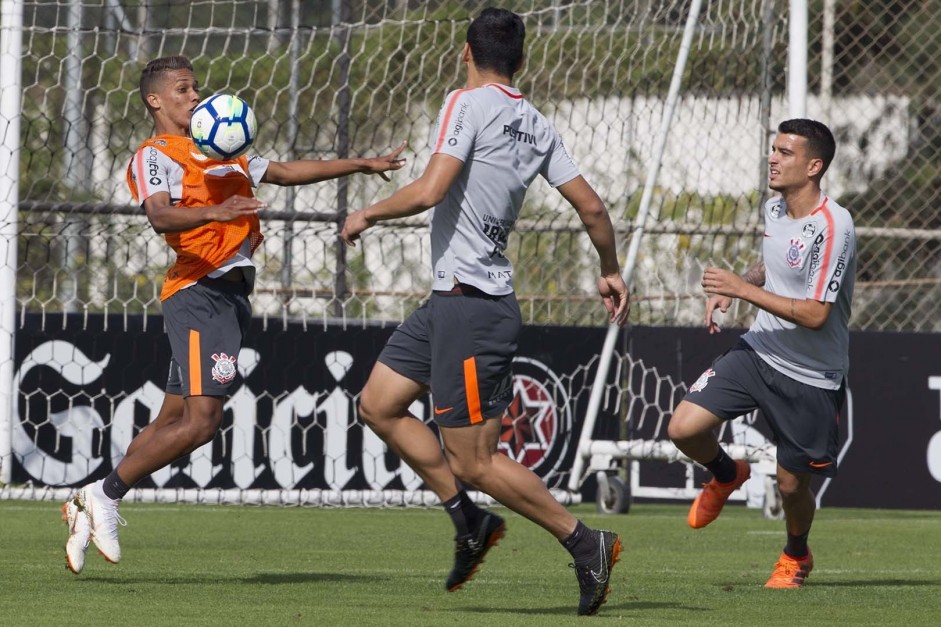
(429, 83, 580, 294)
(743, 194, 856, 389)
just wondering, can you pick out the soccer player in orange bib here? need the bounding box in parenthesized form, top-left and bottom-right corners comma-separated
(62, 55, 406, 574)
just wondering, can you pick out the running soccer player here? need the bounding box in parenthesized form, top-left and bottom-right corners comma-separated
(61, 55, 406, 574)
(341, 8, 630, 616)
(668, 118, 855, 588)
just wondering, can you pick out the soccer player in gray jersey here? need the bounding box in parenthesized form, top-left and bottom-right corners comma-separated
(342, 8, 629, 616)
(668, 119, 856, 588)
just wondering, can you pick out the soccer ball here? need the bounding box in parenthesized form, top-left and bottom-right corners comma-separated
(189, 94, 257, 161)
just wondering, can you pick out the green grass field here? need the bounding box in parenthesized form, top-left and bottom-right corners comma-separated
(1, 500, 939, 626)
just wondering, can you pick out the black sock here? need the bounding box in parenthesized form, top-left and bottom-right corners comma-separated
(784, 530, 810, 559)
(102, 470, 131, 501)
(704, 449, 738, 484)
(443, 490, 481, 537)
(561, 520, 596, 564)
(458, 490, 482, 532)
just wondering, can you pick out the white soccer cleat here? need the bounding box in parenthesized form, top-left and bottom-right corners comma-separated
(77, 481, 126, 564)
(61, 496, 91, 574)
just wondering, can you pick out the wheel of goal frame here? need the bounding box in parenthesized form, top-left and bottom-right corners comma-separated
(595, 472, 631, 515)
(762, 473, 785, 520)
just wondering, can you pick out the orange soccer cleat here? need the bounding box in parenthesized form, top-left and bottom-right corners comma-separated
(687, 459, 751, 529)
(765, 549, 814, 589)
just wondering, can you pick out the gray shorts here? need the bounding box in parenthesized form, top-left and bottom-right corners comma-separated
(378, 284, 521, 427)
(162, 277, 251, 398)
(682, 339, 844, 477)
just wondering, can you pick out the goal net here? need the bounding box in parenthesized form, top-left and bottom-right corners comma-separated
(1, 1, 932, 506)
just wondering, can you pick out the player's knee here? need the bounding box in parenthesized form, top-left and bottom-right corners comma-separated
(447, 455, 489, 487)
(449, 463, 478, 486)
(193, 422, 220, 447)
(667, 412, 692, 443)
(667, 402, 717, 444)
(776, 474, 807, 499)
(358, 386, 409, 434)
(357, 393, 384, 431)
(189, 420, 221, 447)
(183, 402, 223, 446)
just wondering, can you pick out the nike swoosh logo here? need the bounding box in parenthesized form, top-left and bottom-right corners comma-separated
(590, 536, 609, 581)
(434, 406, 454, 415)
(809, 461, 833, 468)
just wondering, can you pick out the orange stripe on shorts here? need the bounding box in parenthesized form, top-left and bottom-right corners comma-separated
(189, 329, 202, 396)
(463, 356, 483, 424)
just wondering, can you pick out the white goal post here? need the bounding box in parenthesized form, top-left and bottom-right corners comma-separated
(0, 0, 23, 488)
(0, 0, 799, 508)
(5, 1, 926, 511)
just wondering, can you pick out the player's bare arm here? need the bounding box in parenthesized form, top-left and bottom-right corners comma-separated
(741, 260, 766, 286)
(701, 265, 832, 330)
(263, 141, 407, 185)
(143, 191, 265, 234)
(557, 176, 630, 326)
(341, 153, 464, 246)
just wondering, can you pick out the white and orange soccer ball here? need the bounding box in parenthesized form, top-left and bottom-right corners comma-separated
(189, 94, 257, 161)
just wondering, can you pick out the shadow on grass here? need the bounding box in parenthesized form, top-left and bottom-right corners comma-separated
(711, 578, 941, 590)
(242, 572, 386, 585)
(807, 579, 941, 588)
(448, 601, 689, 616)
(79, 572, 386, 586)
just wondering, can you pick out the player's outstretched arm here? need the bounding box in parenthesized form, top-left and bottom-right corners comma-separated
(144, 191, 265, 234)
(557, 176, 630, 326)
(341, 153, 463, 246)
(262, 141, 408, 186)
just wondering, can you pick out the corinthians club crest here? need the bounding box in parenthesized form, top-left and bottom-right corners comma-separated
(211, 352, 238, 384)
(499, 357, 573, 482)
(786, 237, 806, 268)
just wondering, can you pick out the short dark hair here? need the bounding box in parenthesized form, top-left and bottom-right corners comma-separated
(466, 8, 525, 79)
(778, 118, 836, 176)
(139, 55, 194, 109)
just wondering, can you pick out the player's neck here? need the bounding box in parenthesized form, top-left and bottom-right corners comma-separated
(153, 117, 189, 138)
(465, 66, 513, 89)
(781, 185, 823, 219)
